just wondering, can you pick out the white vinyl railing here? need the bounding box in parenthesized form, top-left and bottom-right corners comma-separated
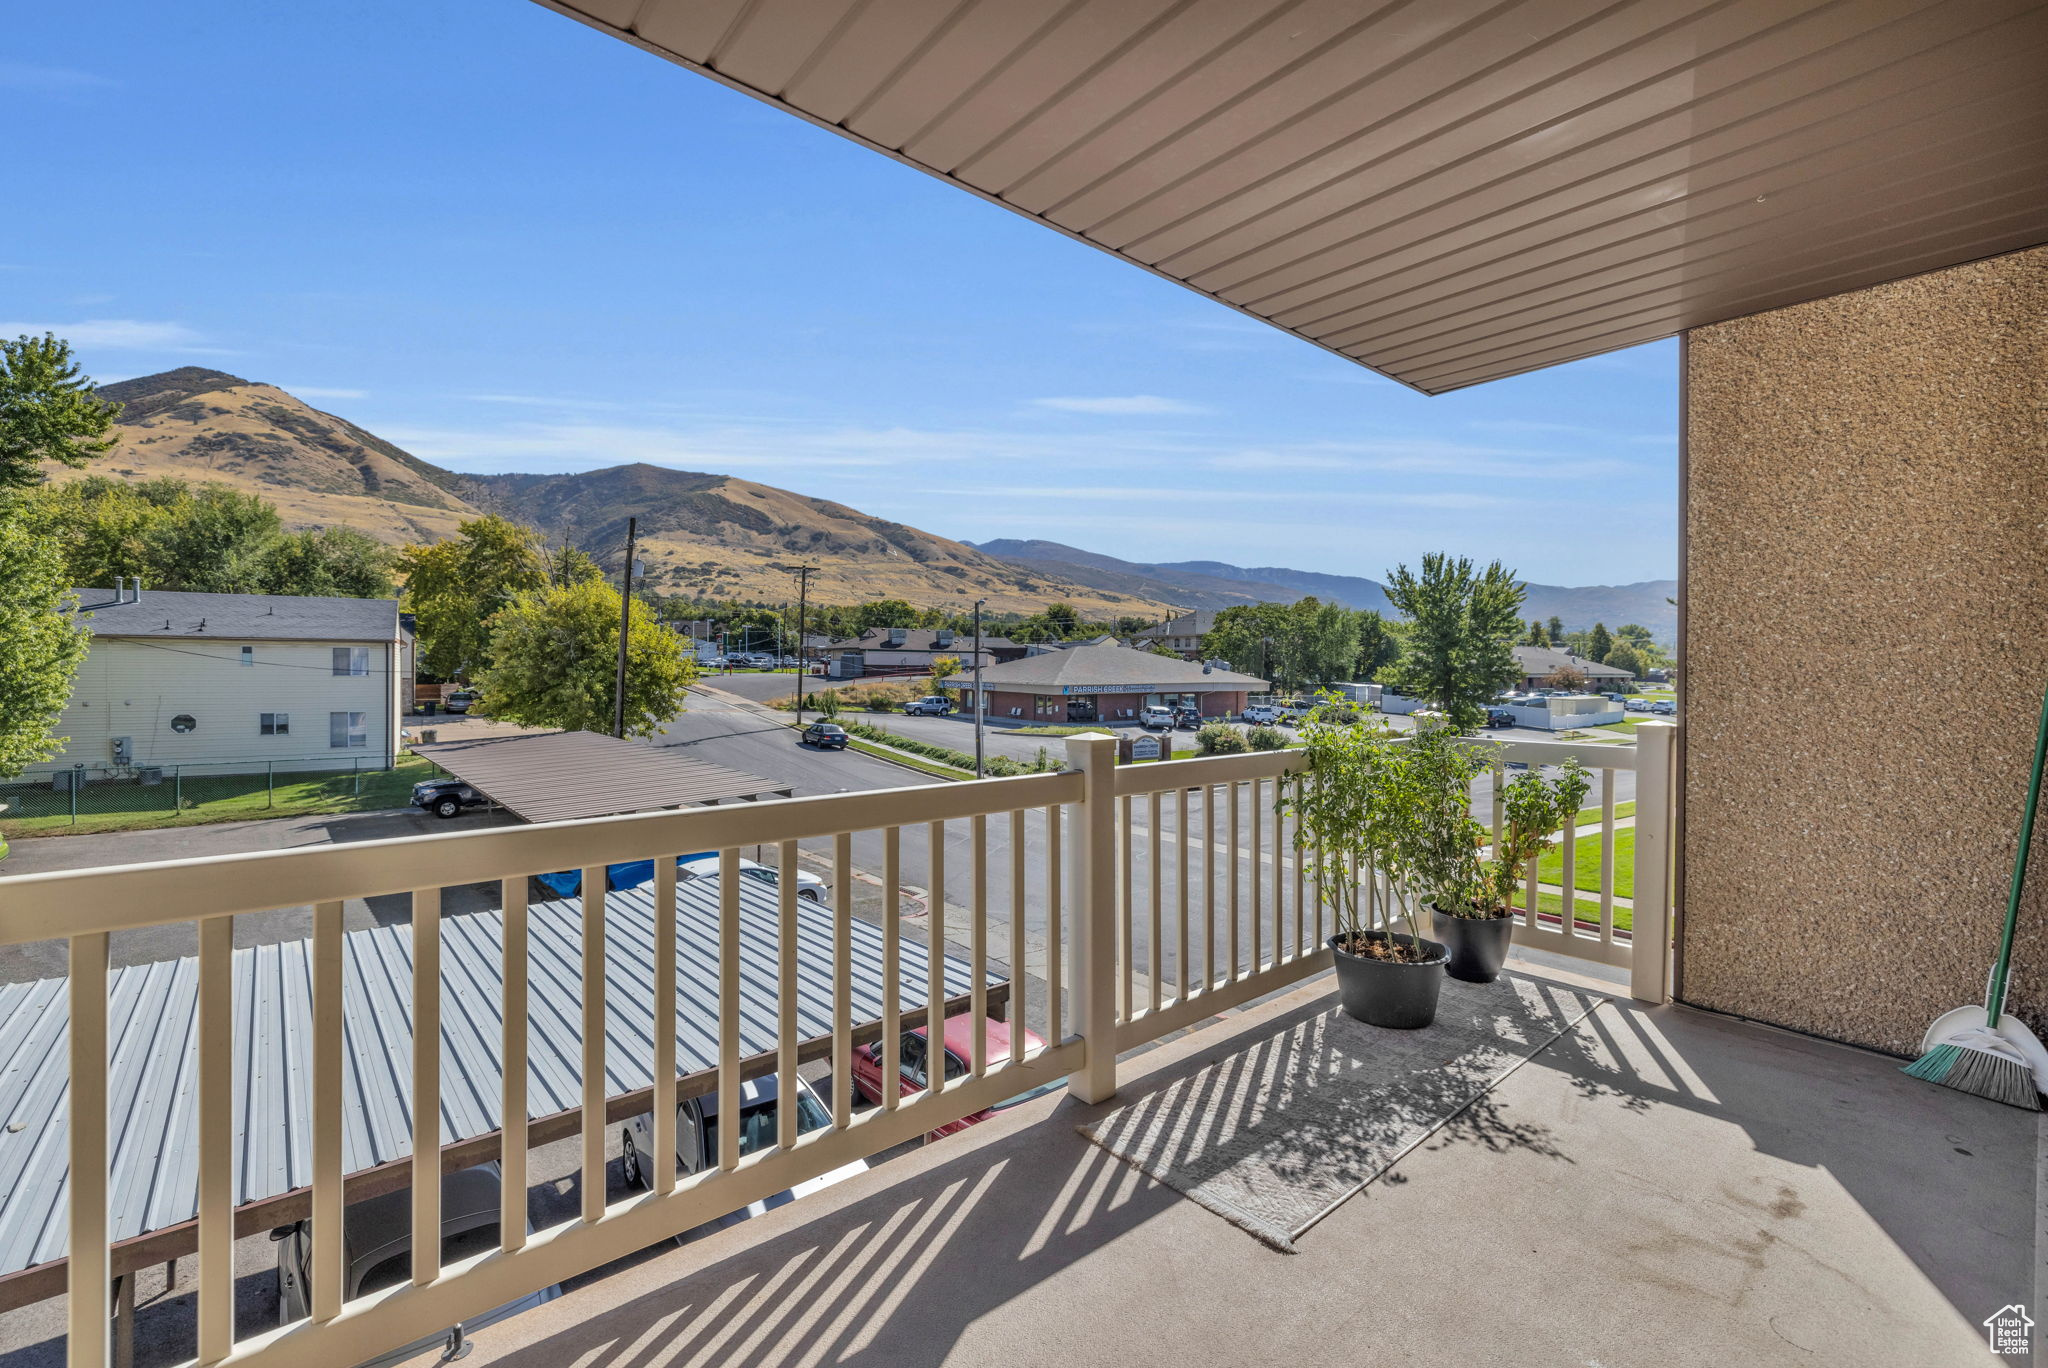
(0, 726, 1675, 1368)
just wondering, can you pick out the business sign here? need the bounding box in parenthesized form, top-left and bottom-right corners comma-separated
(1130, 734, 1163, 761)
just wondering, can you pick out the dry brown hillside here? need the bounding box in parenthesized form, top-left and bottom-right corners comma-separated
(75, 369, 1171, 616)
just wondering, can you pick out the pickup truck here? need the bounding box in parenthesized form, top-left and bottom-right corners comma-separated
(902, 695, 955, 716)
(1242, 704, 1280, 725)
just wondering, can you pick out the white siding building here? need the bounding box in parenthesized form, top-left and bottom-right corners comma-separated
(43, 585, 408, 777)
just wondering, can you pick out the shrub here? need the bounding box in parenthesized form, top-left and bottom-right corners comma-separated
(1245, 724, 1289, 751)
(1196, 721, 1250, 755)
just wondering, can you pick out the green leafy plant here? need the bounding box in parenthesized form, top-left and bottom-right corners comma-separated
(1244, 723, 1288, 751)
(1195, 721, 1249, 755)
(1453, 759, 1592, 919)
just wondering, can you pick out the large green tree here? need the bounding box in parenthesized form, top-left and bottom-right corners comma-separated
(252, 526, 396, 598)
(0, 517, 89, 778)
(399, 515, 548, 679)
(1603, 640, 1645, 678)
(1353, 609, 1400, 681)
(477, 579, 696, 737)
(1587, 622, 1613, 662)
(0, 334, 121, 492)
(1382, 553, 1525, 729)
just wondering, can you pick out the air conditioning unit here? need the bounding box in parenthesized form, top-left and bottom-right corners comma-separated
(51, 768, 83, 792)
(138, 767, 165, 785)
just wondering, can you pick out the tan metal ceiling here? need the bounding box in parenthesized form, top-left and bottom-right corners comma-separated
(537, 0, 2048, 393)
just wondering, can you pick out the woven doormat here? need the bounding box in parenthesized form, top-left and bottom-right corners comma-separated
(1080, 973, 1607, 1250)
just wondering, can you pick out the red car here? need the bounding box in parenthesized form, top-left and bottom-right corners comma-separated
(850, 1013, 1053, 1138)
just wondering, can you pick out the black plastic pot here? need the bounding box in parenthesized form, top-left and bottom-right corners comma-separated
(1327, 931, 1448, 1029)
(1431, 905, 1515, 984)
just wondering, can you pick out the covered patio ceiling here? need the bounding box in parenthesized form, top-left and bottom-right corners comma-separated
(536, 0, 2048, 393)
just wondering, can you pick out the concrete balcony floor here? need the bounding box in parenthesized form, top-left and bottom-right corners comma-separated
(463, 964, 2038, 1368)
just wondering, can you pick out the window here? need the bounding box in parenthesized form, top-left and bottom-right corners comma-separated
(240, 646, 253, 667)
(332, 646, 369, 676)
(1035, 696, 1060, 714)
(260, 713, 289, 736)
(329, 711, 367, 749)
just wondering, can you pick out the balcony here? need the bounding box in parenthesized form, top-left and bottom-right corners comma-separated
(0, 727, 2031, 1368)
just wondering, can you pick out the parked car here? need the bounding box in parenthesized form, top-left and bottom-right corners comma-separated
(802, 721, 850, 749)
(1624, 698, 1651, 712)
(676, 852, 829, 903)
(850, 1013, 1054, 1138)
(902, 695, 955, 716)
(1173, 705, 1203, 729)
(1484, 708, 1517, 728)
(1242, 704, 1280, 725)
(442, 689, 480, 715)
(412, 777, 488, 819)
(619, 1075, 868, 1237)
(1650, 700, 1677, 715)
(275, 1164, 558, 1365)
(1139, 705, 1175, 731)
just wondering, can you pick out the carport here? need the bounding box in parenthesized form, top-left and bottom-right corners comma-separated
(410, 729, 791, 821)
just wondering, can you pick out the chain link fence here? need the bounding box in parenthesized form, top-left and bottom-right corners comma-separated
(0, 756, 410, 831)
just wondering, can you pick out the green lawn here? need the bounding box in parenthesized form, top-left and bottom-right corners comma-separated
(0, 754, 434, 838)
(1572, 800, 1637, 826)
(1535, 824, 1635, 899)
(1532, 891, 1634, 934)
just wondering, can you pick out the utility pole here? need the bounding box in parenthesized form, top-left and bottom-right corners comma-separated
(612, 516, 637, 738)
(973, 598, 987, 778)
(793, 565, 816, 724)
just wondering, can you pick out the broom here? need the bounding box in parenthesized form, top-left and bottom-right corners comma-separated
(1903, 677, 2048, 1108)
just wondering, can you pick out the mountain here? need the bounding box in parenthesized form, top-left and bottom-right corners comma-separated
(74, 369, 1173, 616)
(973, 538, 1677, 641)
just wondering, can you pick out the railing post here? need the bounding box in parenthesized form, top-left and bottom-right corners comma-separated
(1631, 721, 1677, 1003)
(1066, 733, 1119, 1103)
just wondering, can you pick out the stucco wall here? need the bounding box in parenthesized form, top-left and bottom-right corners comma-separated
(1682, 246, 2048, 1053)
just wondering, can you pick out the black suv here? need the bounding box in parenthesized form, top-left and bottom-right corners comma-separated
(412, 777, 488, 819)
(1484, 708, 1517, 729)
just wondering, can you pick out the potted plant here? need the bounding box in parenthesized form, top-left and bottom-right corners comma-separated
(1288, 709, 1482, 1028)
(1427, 757, 1590, 983)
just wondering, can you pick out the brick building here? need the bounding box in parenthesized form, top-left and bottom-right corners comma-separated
(942, 643, 1266, 724)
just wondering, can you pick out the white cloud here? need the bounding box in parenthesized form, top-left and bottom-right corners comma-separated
(288, 386, 368, 401)
(0, 318, 223, 353)
(1030, 394, 1208, 415)
(0, 62, 114, 93)
(928, 485, 1513, 511)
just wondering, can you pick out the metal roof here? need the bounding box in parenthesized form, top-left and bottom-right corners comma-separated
(946, 643, 1265, 692)
(0, 875, 994, 1282)
(538, 0, 2048, 393)
(410, 730, 789, 822)
(1512, 645, 1633, 679)
(70, 588, 400, 642)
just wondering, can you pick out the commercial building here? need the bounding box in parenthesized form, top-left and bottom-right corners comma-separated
(42, 584, 409, 777)
(942, 642, 1265, 724)
(1510, 645, 1636, 693)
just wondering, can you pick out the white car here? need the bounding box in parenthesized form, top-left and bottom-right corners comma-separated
(620, 1074, 868, 1240)
(678, 853, 829, 903)
(1242, 704, 1280, 725)
(1138, 706, 1175, 731)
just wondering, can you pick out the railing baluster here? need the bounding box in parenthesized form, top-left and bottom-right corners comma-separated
(1271, 778, 1284, 963)
(718, 850, 741, 1169)
(1118, 793, 1133, 1023)
(196, 915, 233, 1364)
(927, 820, 945, 1097)
(651, 857, 677, 1190)
(310, 901, 344, 1320)
(1228, 782, 1241, 981)
(1599, 771, 1618, 944)
(499, 878, 531, 1237)
(1010, 810, 1027, 1065)
(1204, 784, 1217, 992)
(833, 833, 854, 1123)
(1250, 778, 1263, 973)
(1291, 778, 1306, 958)
(581, 870, 607, 1218)
(413, 888, 442, 1284)
(1148, 790, 1162, 1015)
(883, 827, 902, 1107)
(1561, 790, 1580, 938)
(1524, 852, 1539, 935)
(67, 931, 109, 1368)
(970, 815, 988, 1078)
(1176, 786, 1190, 1002)
(778, 839, 801, 1144)
(1046, 804, 1062, 1042)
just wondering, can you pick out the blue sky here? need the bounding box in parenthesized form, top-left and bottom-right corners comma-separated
(6, 0, 1677, 587)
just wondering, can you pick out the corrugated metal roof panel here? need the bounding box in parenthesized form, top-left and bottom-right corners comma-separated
(411, 730, 788, 822)
(537, 0, 2048, 392)
(0, 875, 989, 1279)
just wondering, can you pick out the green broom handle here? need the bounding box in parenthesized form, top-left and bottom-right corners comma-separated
(1989, 680, 2048, 1025)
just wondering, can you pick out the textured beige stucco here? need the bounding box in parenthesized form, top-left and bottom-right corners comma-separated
(1683, 247, 2048, 1054)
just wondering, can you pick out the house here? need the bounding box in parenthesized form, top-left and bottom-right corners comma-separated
(1127, 610, 1218, 659)
(941, 642, 1266, 723)
(819, 626, 1025, 677)
(1510, 645, 1636, 692)
(44, 583, 408, 776)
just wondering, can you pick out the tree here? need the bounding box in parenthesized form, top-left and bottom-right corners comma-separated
(1522, 619, 1548, 646)
(854, 598, 919, 631)
(1142, 638, 1180, 658)
(136, 485, 285, 593)
(1353, 609, 1399, 680)
(930, 654, 963, 682)
(0, 334, 121, 492)
(1541, 665, 1590, 692)
(0, 518, 89, 777)
(251, 525, 396, 598)
(477, 578, 695, 737)
(1602, 641, 1645, 678)
(1381, 553, 1525, 730)
(399, 515, 548, 679)
(1203, 602, 1290, 683)
(1546, 615, 1564, 644)
(1587, 622, 1612, 662)
(547, 543, 603, 586)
